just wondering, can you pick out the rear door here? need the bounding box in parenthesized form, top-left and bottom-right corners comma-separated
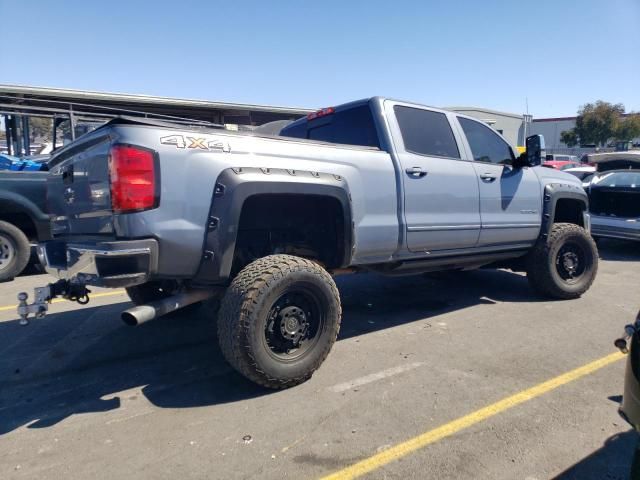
(455, 116, 541, 247)
(386, 101, 481, 253)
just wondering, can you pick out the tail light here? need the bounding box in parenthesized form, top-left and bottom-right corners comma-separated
(109, 145, 158, 213)
(307, 107, 335, 121)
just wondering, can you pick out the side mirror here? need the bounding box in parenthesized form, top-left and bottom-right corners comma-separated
(525, 134, 545, 167)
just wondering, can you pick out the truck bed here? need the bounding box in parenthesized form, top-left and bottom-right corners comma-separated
(44, 117, 399, 283)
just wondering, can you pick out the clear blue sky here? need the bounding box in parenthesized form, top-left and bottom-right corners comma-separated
(1, 0, 638, 117)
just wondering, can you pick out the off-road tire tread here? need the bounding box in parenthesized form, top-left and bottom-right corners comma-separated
(0, 220, 31, 282)
(526, 223, 598, 299)
(217, 254, 341, 389)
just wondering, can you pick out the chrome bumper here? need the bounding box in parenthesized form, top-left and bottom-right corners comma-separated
(591, 215, 640, 242)
(38, 238, 159, 288)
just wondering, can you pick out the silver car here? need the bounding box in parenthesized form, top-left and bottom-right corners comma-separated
(588, 151, 640, 241)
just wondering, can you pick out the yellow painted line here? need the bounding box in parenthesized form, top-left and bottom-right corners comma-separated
(0, 289, 127, 313)
(320, 351, 625, 480)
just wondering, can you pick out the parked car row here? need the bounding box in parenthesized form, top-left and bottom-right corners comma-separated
(0, 152, 49, 172)
(586, 151, 640, 242)
(542, 153, 580, 171)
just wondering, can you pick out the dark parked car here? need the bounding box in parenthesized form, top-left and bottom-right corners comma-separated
(616, 309, 640, 478)
(0, 170, 50, 281)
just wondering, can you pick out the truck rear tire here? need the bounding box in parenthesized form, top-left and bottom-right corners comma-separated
(217, 254, 341, 389)
(0, 220, 31, 282)
(526, 223, 598, 299)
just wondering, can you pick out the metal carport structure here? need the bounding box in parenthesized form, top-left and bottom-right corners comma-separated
(0, 84, 313, 156)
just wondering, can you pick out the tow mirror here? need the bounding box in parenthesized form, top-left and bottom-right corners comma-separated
(525, 134, 545, 167)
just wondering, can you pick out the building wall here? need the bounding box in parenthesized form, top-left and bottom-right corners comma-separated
(530, 118, 576, 149)
(531, 115, 640, 153)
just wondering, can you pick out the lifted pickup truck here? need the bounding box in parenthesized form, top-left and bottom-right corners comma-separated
(18, 97, 597, 388)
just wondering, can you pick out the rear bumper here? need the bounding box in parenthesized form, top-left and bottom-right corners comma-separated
(37, 238, 159, 288)
(591, 215, 640, 242)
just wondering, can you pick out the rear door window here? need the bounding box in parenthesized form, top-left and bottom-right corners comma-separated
(458, 117, 515, 164)
(394, 106, 460, 158)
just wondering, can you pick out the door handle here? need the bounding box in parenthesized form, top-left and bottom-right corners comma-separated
(406, 167, 427, 178)
(480, 173, 497, 182)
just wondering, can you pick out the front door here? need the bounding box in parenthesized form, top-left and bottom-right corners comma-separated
(456, 116, 542, 247)
(387, 102, 481, 253)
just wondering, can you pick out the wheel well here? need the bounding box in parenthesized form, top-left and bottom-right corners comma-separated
(0, 212, 37, 241)
(233, 194, 347, 274)
(553, 198, 585, 227)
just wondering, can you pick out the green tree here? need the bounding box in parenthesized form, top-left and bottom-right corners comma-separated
(615, 114, 640, 141)
(560, 129, 579, 147)
(28, 117, 53, 141)
(560, 101, 625, 147)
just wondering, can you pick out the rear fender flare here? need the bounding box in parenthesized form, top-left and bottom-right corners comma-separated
(193, 167, 354, 284)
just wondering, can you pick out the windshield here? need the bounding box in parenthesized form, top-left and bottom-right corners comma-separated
(593, 171, 640, 188)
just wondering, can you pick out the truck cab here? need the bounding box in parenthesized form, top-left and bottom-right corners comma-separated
(282, 98, 586, 265)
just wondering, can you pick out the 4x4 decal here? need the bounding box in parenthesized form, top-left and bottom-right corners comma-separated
(160, 135, 231, 152)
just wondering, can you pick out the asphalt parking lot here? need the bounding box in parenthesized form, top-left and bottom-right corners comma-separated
(1, 239, 639, 480)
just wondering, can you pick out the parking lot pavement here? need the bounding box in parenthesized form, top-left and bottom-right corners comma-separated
(0, 239, 638, 480)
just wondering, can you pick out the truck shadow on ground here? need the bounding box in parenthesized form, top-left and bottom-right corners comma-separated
(552, 429, 636, 480)
(0, 268, 547, 435)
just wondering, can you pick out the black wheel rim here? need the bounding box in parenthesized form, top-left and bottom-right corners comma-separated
(264, 287, 325, 362)
(555, 242, 587, 284)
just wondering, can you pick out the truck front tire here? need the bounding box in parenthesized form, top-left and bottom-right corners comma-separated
(217, 254, 341, 389)
(0, 220, 31, 282)
(526, 223, 598, 299)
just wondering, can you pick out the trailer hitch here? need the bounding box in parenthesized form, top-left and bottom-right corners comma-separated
(17, 280, 91, 325)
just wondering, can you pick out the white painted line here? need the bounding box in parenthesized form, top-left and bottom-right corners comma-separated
(329, 362, 425, 393)
(105, 409, 155, 425)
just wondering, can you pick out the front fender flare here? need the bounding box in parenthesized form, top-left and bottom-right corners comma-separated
(540, 183, 589, 238)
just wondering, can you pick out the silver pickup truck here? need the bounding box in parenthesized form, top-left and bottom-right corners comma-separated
(18, 97, 597, 388)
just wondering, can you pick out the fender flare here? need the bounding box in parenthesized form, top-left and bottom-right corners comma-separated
(540, 183, 589, 238)
(0, 191, 50, 240)
(193, 167, 354, 284)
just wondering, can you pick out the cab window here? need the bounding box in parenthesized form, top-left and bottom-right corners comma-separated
(394, 106, 460, 159)
(458, 117, 514, 164)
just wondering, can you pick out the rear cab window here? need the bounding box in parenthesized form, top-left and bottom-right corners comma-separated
(279, 103, 380, 148)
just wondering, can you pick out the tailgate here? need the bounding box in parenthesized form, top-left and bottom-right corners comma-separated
(47, 134, 115, 236)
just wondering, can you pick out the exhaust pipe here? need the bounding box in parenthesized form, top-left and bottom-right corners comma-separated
(121, 288, 216, 326)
